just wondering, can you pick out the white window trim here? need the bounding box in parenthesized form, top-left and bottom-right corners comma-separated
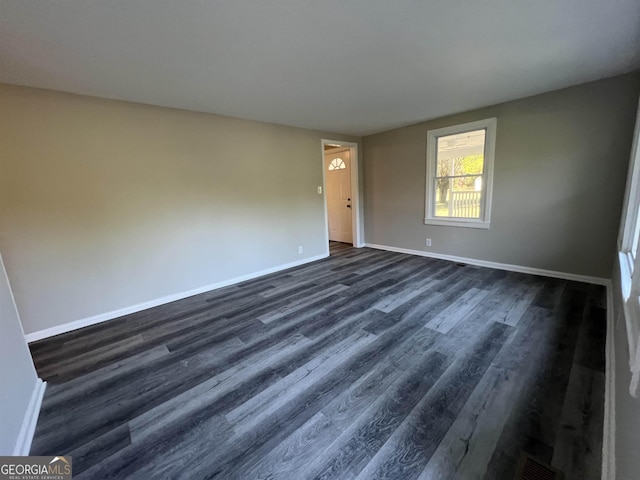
(619, 101, 640, 265)
(618, 97, 640, 397)
(424, 117, 497, 229)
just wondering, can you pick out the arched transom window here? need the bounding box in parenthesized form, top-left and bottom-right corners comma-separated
(328, 158, 346, 171)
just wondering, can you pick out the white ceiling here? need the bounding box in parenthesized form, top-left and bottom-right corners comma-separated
(1, 1, 639, 136)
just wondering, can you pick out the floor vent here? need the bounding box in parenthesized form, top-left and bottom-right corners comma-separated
(514, 453, 564, 480)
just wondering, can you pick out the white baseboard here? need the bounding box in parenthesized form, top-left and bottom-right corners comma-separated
(364, 243, 609, 286)
(602, 284, 616, 480)
(13, 378, 46, 456)
(25, 254, 328, 343)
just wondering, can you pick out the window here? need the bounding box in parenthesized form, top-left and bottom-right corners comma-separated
(425, 118, 497, 229)
(618, 99, 640, 396)
(328, 158, 346, 171)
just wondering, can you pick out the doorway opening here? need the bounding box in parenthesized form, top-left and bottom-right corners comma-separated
(321, 139, 362, 255)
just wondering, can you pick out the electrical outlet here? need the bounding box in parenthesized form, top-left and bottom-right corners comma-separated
(317, 186, 323, 194)
(426, 238, 432, 247)
(298, 246, 303, 254)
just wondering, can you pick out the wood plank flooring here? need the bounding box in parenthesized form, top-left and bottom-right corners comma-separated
(28, 242, 606, 479)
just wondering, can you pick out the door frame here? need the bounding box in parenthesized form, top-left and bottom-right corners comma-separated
(321, 139, 363, 251)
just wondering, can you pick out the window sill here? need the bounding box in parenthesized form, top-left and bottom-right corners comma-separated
(424, 218, 490, 229)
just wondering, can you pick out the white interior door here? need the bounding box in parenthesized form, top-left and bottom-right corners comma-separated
(325, 149, 353, 244)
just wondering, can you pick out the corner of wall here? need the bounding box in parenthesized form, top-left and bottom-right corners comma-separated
(12, 379, 46, 455)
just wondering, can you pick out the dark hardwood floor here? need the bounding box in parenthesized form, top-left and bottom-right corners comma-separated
(29, 242, 605, 479)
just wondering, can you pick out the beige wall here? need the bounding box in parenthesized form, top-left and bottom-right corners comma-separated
(363, 74, 640, 278)
(0, 252, 39, 454)
(0, 84, 359, 335)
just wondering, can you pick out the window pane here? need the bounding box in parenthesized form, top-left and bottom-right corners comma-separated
(452, 175, 482, 192)
(434, 175, 482, 218)
(436, 156, 453, 177)
(329, 158, 346, 171)
(434, 177, 452, 217)
(461, 154, 484, 175)
(436, 129, 486, 176)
